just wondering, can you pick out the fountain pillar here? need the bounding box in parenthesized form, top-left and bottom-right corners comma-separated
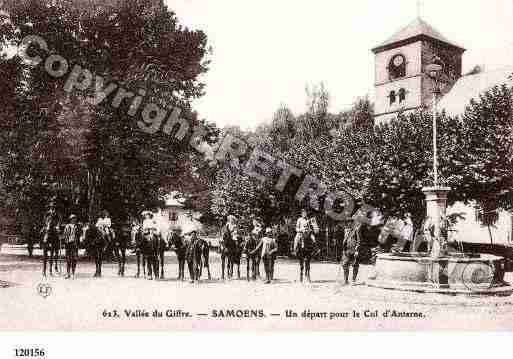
(422, 186, 451, 258)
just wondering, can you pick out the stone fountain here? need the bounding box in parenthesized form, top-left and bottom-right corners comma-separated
(366, 186, 512, 295)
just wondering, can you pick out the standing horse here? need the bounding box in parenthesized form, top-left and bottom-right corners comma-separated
(186, 235, 211, 282)
(131, 227, 146, 278)
(220, 228, 236, 280)
(142, 229, 159, 280)
(113, 225, 130, 277)
(231, 235, 244, 279)
(296, 232, 315, 282)
(243, 235, 260, 281)
(153, 232, 168, 279)
(197, 238, 211, 280)
(40, 217, 61, 277)
(82, 224, 106, 277)
(168, 231, 186, 280)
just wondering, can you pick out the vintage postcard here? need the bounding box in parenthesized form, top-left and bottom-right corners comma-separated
(1, 0, 513, 339)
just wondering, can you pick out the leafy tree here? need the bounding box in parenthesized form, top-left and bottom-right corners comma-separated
(1, 0, 214, 233)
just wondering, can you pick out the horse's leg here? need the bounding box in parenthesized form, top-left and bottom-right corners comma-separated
(114, 245, 120, 276)
(186, 259, 194, 282)
(256, 256, 261, 278)
(221, 253, 225, 280)
(121, 247, 126, 276)
(98, 246, 103, 277)
(226, 254, 233, 279)
(160, 250, 164, 279)
(181, 258, 185, 280)
(143, 254, 146, 277)
(53, 246, 59, 273)
(270, 256, 275, 281)
(299, 256, 304, 282)
(177, 257, 182, 280)
(251, 257, 257, 280)
(146, 254, 153, 280)
(42, 246, 48, 277)
(246, 255, 250, 281)
(204, 250, 211, 280)
(48, 246, 54, 276)
(94, 246, 99, 277)
(71, 246, 77, 278)
(306, 255, 311, 283)
(136, 253, 140, 278)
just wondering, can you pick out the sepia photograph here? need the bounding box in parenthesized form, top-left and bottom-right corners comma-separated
(1, 0, 513, 347)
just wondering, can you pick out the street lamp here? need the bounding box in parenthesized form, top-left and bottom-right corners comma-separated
(423, 57, 451, 258)
(425, 57, 444, 187)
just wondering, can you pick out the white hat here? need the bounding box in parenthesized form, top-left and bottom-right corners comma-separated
(141, 210, 153, 217)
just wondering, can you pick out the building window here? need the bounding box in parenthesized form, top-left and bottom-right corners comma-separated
(169, 211, 178, 222)
(388, 90, 396, 105)
(398, 88, 406, 103)
(389, 54, 406, 80)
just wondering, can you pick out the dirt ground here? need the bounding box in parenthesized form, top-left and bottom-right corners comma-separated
(1, 246, 513, 331)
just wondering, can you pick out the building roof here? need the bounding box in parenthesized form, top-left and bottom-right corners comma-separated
(164, 191, 185, 207)
(438, 66, 513, 117)
(372, 17, 465, 53)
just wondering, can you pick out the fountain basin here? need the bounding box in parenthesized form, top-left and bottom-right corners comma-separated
(366, 252, 513, 295)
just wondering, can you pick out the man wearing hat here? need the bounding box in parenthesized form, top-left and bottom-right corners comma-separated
(63, 214, 80, 279)
(185, 230, 200, 283)
(141, 210, 159, 236)
(251, 228, 277, 284)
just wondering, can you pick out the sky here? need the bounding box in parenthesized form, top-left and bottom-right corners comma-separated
(168, 0, 513, 129)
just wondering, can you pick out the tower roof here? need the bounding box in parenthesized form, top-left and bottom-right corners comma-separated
(372, 17, 465, 53)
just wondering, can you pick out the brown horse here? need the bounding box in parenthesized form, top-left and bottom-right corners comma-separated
(186, 235, 211, 282)
(131, 226, 146, 278)
(40, 216, 61, 277)
(168, 231, 187, 280)
(220, 228, 238, 280)
(243, 235, 260, 281)
(296, 232, 315, 282)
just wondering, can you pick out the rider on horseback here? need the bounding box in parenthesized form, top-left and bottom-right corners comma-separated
(96, 210, 115, 242)
(293, 209, 317, 255)
(141, 211, 159, 236)
(41, 202, 61, 277)
(63, 214, 79, 279)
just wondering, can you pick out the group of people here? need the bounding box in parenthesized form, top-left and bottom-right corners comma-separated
(38, 197, 429, 286)
(40, 206, 118, 279)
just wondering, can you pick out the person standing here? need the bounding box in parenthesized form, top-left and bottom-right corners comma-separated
(63, 214, 79, 279)
(186, 230, 201, 283)
(342, 220, 363, 286)
(251, 228, 277, 284)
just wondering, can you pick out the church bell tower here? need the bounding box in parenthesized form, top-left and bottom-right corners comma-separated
(372, 17, 466, 124)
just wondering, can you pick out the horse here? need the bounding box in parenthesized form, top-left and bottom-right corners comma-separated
(167, 231, 186, 280)
(139, 228, 167, 280)
(220, 228, 237, 280)
(243, 235, 260, 281)
(296, 232, 316, 283)
(131, 227, 146, 278)
(153, 232, 168, 279)
(112, 225, 130, 277)
(40, 219, 61, 277)
(231, 235, 244, 279)
(81, 224, 107, 278)
(186, 236, 211, 282)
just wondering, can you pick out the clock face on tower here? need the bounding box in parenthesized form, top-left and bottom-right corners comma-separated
(393, 55, 404, 67)
(389, 54, 406, 80)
